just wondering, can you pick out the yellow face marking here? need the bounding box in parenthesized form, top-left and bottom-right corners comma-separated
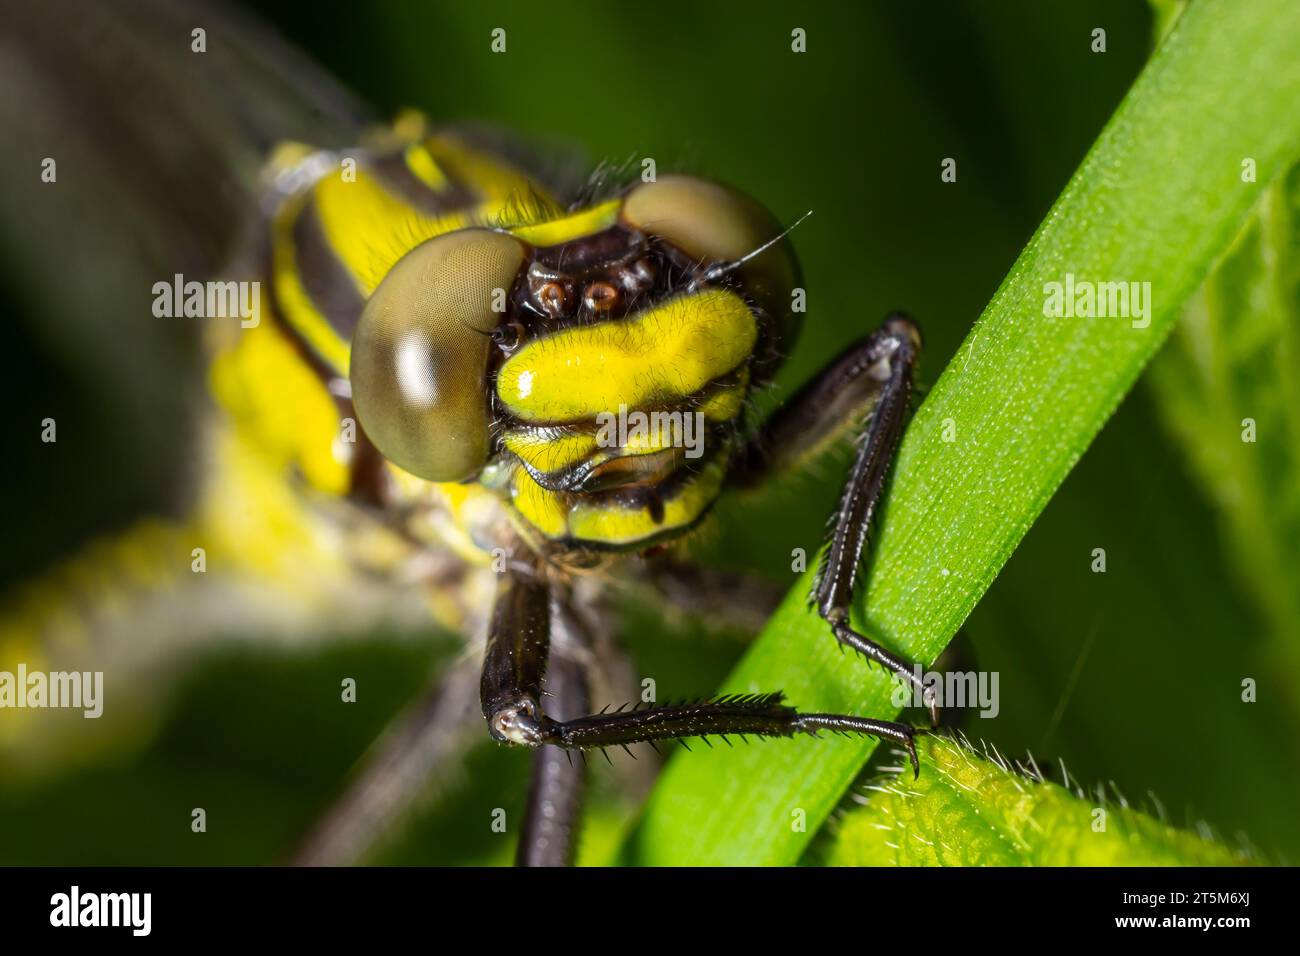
(509, 200, 621, 247)
(507, 457, 725, 547)
(505, 421, 697, 493)
(497, 288, 756, 423)
(699, 367, 750, 421)
(567, 460, 725, 546)
(510, 468, 569, 539)
(503, 429, 600, 475)
(620, 426, 674, 453)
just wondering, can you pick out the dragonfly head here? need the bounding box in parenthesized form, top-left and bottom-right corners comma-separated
(495, 174, 802, 421)
(350, 175, 802, 548)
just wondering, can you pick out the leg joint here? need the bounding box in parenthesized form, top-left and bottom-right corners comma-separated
(486, 697, 544, 747)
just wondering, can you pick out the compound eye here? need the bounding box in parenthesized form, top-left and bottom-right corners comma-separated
(620, 175, 801, 359)
(622, 175, 779, 267)
(350, 228, 526, 482)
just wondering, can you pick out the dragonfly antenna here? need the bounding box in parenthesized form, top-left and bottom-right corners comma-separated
(699, 208, 813, 284)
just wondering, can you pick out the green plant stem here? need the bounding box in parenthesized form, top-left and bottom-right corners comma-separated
(628, 0, 1300, 866)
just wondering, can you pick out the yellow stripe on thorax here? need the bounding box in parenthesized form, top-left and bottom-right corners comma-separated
(421, 134, 547, 205)
(268, 127, 547, 377)
(269, 187, 354, 375)
(209, 320, 351, 497)
(403, 141, 450, 192)
(310, 171, 488, 297)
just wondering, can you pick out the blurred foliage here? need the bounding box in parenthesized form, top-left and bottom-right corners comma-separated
(2, 0, 1298, 866)
(1148, 165, 1300, 707)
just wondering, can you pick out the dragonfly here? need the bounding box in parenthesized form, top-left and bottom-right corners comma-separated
(0, 0, 933, 866)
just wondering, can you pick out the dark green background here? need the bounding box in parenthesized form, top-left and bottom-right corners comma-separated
(3, 1, 1295, 864)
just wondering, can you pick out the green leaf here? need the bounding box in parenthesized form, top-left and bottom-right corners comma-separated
(1149, 0, 1188, 44)
(627, 0, 1300, 866)
(823, 736, 1248, 867)
(1147, 165, 1300, 682)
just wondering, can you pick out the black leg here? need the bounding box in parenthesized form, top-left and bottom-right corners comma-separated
(480, 568, 918, 778)
(534, 693, 918, 778)
(731, 314, 936, 720)
(480, 562, 553, 746)
(516, 606, 589, 867)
